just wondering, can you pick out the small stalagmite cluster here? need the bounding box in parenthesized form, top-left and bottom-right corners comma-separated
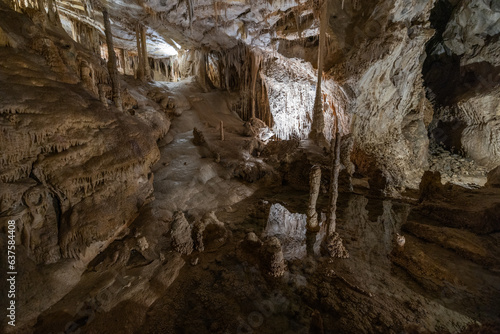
(1, 0, 500, 333)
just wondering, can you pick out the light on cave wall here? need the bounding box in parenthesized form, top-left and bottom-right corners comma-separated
(264, 203, 324, 259)
(155, 43, 178, 57)
(147, 28, 179, 57)
(263, 54, 349, 141)
(60, 13, 179, 58)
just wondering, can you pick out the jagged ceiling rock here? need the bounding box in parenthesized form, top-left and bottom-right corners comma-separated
(6, 0, 499, 189)
(443, 0, 500, 66)
(57, 0, 312, 57)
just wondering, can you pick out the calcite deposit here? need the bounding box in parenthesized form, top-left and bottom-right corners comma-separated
(0, 0, 499, 333)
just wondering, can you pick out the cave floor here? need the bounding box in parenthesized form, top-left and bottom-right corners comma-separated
(31, 79, 500, 334)
(136, 191, 500, 334)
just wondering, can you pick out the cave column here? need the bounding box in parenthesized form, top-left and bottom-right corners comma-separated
(309, 0, 327, 145)
(102, 7, 123, 111)
(135, 24, 145, 81)
(196, 48, 212, 92)
(140, 24, 150, 81)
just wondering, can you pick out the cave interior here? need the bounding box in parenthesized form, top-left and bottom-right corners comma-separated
(1, 0, 500, 333)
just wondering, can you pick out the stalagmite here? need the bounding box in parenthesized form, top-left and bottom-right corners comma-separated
(341, 133, 355, 192)
(98, 84, 108, 107)
(102, 7, 122, 111)
(187, 0, 194, 32)
(306, 165, 321, 232)
(261, 237, 286, 278)
(309, 0, 327, 145)
(327, 123, 341, 236)
(220, 120, 224, 141)
(323, 113, 349, 259)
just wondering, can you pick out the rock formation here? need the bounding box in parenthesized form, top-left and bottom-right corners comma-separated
(0, 0, 499, 332)
(306, 165, 322, 232)
(170, 211, 193, 255)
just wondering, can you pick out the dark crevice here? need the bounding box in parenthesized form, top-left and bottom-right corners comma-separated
(423, 1, 500, 107)
(422, 0, 458, 107)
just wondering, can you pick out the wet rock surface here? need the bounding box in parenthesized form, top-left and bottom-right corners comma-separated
(428, 142, 489, 188)
(0, 0, 500, 333)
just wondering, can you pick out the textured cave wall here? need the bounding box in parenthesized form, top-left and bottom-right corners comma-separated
(425, 0, 500, 168)
(322, 0, 435, 192)
(0, 3, 169, 266)
(5, 0, 496, 194)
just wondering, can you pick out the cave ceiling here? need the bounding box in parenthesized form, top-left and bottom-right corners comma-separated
(57, 0, 323, 57)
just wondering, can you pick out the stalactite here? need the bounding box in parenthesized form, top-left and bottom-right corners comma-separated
(46, 0, 58, 25)
(36, 0, 44, 13)
(119, 48, 126, 74)
(102, 7, 122, 111)
(310, 0, 327, 145)
(295, 8, 302, 39)
(251, 50, 262, 119)
(213, 0, 219, 29)
(186, 0, 194, 32)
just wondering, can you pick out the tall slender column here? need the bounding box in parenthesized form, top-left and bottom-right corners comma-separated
(102, 7, 122, 111)
(135, 25, 144, 81)
(140, 24, 150, 80)
(310, 0, 327, 144)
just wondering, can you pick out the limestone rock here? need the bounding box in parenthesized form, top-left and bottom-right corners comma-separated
(322, 232, 349, 259)
(261, 236, 286, 277)
(193, 127, 206, 146)
(425, 0, 500, 168)
(199, 211, 228, 252)
(419, 171, 444, 202)
(486, 166, 500, 188)
(170, 211, 193, 255)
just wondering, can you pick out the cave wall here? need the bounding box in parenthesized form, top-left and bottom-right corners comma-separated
(4, 0, 497, 193)
(311, 0, 434, 192)
(424, 0, 500, 167)
(0, 0, 168, 285)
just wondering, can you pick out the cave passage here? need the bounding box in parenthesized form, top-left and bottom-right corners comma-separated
(0, 0, 499, 333)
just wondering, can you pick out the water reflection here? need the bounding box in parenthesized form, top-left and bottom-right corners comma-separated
(263, 203, 325, 260)
(262, 196, 411, 266)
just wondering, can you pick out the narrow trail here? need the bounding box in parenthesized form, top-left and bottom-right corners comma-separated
(150, 79, 257, 219)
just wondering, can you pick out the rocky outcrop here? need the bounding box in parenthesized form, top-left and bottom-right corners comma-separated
(261, 236, 287, 278)
(0, 4, 170, 262)
(425, 0, 500, 169)
(170, 211, 193, 255)
(486, 165, 500, 188)
(0, 6, 170, 329)
(324, 0, 435, 192)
